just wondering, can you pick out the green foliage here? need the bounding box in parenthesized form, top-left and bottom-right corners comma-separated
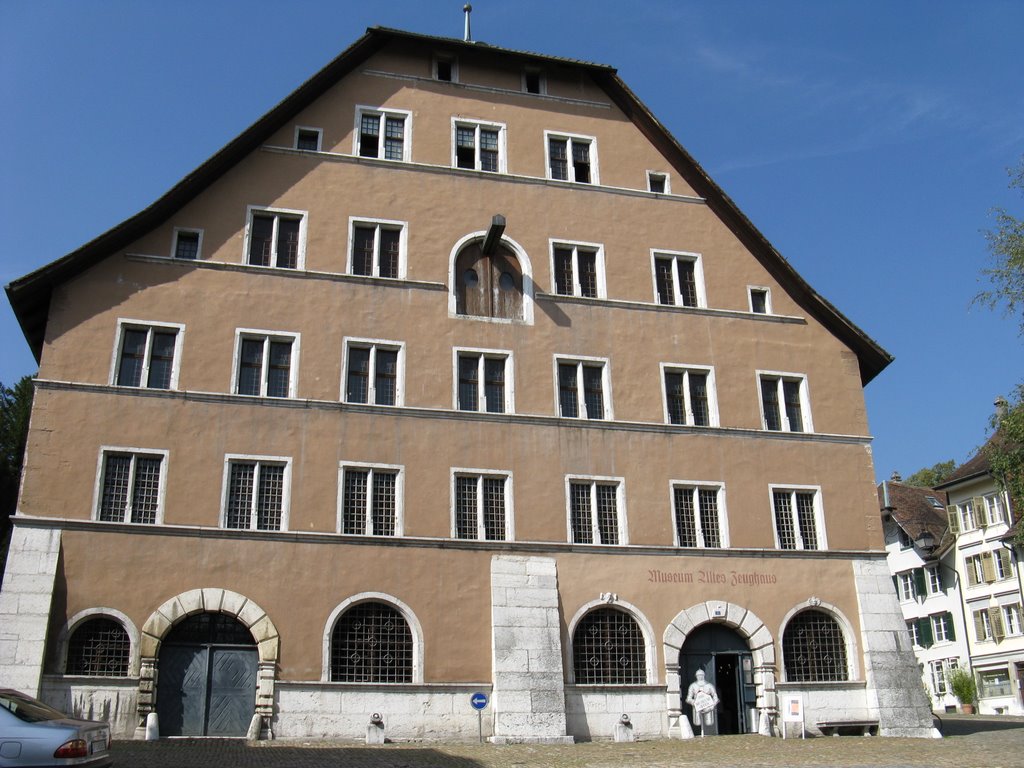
(0, 375, 35, 560)
(904, 460, 956, 488)
(985, 385, 1024, 544)
(975, 157, 1024, 335)
(947, 666, 977, 706)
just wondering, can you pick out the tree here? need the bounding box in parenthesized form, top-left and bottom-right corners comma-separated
(903, 460, 956, 488)
(975, 156, 1024, 334)
(985, 386, 1024, 539)
(0, 375, 35, 584)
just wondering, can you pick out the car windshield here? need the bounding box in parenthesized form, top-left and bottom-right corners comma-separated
(0, 691, 68, 723)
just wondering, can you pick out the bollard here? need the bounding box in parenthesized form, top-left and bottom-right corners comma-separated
(366, 712, 386, 745)
(613, 713, 637, 743)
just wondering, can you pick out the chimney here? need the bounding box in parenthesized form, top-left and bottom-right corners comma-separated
(890, 470, 902, 482)
(995, 396, 1009, 425)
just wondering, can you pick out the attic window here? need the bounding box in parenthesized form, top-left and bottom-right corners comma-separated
(295, 127, 322, 152)
(173, 229, 201, 260)
(925, 496, 943, 509)
(749, 287, 771, 314)
(647, 172, 668, 194)
(524, 69, 545, 95)
(434, 55, 457, 82)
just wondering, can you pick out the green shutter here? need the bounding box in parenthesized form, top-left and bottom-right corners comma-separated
(918, 617, 934, 648)
(945, 612, 956, 641)
(891, 574, 898, 594)
(913, 568, 927, 597)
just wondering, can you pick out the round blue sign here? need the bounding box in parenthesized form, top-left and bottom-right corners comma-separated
(470, 691, 489, 710)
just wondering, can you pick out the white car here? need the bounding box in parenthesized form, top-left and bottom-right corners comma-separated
(0, 689, 111, 767)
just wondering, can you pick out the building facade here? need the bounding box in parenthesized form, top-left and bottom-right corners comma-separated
(1, 27, 934, 741)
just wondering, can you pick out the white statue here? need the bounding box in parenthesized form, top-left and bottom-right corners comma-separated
(685, 669, 719, 734)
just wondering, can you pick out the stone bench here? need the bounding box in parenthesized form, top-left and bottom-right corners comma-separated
(816, 719, 879, 737)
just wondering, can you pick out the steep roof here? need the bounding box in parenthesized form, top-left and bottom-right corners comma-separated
(878, 480, 949, 549)
(5, 27, 892, 384)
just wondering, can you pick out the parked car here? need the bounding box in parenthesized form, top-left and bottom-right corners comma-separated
(0, 689, 111, 767)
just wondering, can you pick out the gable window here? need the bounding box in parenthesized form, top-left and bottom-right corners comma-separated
(572, 608, 645, 684)
(246, 207, 305, 269)
(662, 365, 715, 426)
(749, 287, 771, 314)
(114, 322, 182, 390)
(673, 483, 726, 548)
(294, 126, 322, 151)
(96, 450, 165, 524)
(345, 340, 402, 406)
(647, 171, 668, 194)
(546, 132, 597, 184)
(330, 602, 412, 683)
(556, 357, 609, 420)
(456, 350, 511, 413)
(340, 464, 401, 536)
(653, 251, 704, 308)
(355, 107, 410, 161)
(66, 618, 130, 677)
(453, 472, 511, 541)
(223, 457, 288, 531)
(782, 609, 848, 682)
(434, 54, 457, 82)
(568, 478, 624, 545)
(771, 487, 825, 550)
(172, 228, 201, 260)
(454, 120, 505, 172)
(234, 331, 297, 398)
(552, 241, 604, 298)
(349, 219, 405, 278)
(759, 373, 811, 432)
(523, 69, 546, 94)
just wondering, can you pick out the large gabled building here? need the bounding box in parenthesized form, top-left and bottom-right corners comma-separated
(1, 26, 934, 741)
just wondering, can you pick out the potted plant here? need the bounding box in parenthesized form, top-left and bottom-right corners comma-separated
(948, 667, 977, 714)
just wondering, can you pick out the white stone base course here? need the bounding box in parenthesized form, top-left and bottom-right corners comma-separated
(41, 677, 140, 739)
(274, 683, 493, 741)
(852, 558, 938, 738)
(0, 525, 62, 696)
(564, 686, 667, 741)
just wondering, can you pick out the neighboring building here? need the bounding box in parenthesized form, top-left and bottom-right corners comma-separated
(936, 436, 1024, 715)
(1, 26, 934, 741)
(878, 479, 967, 711)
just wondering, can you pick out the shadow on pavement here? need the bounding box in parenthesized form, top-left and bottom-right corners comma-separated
(934, 713, 1024, 737)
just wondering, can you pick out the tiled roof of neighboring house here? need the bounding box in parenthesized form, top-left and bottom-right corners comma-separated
(878, 480, 949, 549)
(936, 444, 992, 488)
(4, 27, 893, 385)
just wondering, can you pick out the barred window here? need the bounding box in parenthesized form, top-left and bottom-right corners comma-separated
(173, 229, 201, 260)
(98, 452, 163, 524)
(782, 609, 848, 682)
(330, 602, 413, 683)
(570, 480, 622, 545)
(67, 618, 130, 677)
(341, 466, 399, 536)
(772, 488, 823, 550)
(572, 608, 645, 684)
(454, 473, 509, 541)
(673, 485, 724, 548)
(225, 460, 286, 531)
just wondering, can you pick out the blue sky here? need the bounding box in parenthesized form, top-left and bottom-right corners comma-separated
(1, 1, 1021, 482)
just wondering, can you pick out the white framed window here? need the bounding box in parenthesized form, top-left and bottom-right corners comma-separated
(964, 554, 985, 586)
(1003, 604, 1022, 636)
(896, 526, 913, 549)
(545, 131, 598, 184)
(906, 620, 920, 647)
(995, 548, 1014, 580)
(758, 372, 812, 433)
(932, 612, 955, 643)
(452, 470, 513, 541)
(434, 53, 458, 82)
(550, 240, 605, 298)
(222, 455, 290, 532)
(94, 448, 167, 525)
(661, 364, 717, 427)
(111, 320, 183, 390)
(555, 356, 611, 420)
(454, 348, 513, 413)
(172, 228, 202, 260)
(452, 119, 506, 173)
(652, 250, 706, 308)
(672, 482, 728, 548)
(926, 564, 943, 595)
(354, 106, 411, 162)
(347, 218, 406, 278)
(985, 493, 1007, 525)
(343, 338, 404, 406)
(647, 171, 669, 194)
(973, 607, 999, 642)
(232, 330, 299, 398)
(951, 497, 985, 532)
(523, 68, 546, 95)
(244, 206, 307, 269)
(897, 572, 916, 602)
(748, 286, 771, 314)
(770, 486, 826, 550)
(294, 126, 322, 151)
(338, 462, 403, 536)
(567, 476, 626, 545)
(930, 658, 958, 695)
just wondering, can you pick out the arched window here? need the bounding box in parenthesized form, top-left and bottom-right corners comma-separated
(66, 618, 130, 676)
(572, 607, 646, 684)
(782, 609, 848, 682)
(330, 602, 412, 683)
(455, 241, 523, 320)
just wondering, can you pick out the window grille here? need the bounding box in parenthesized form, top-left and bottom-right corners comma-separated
(572, 608, 645, 684)
(174, 231, 200, 260)
(226, 461, 284, 530)
(482, 477, 506, 540)
(330, 602, 413, 683)
(782, 610, 848, 682)
(66, 618, 130, 677)
(99, 453, 161, 524)
(570, 481, 620, 544)
(570, 483, 593, 544)
(455, 476, 478, 539)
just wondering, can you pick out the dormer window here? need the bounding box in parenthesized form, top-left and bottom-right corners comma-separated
(523, 69, 545, 95)
(434, 54, 457, 82)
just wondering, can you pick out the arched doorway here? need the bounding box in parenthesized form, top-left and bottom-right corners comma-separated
(680, 624, 756, 735)
(156, 613, 258, 736)
(455, 241, 523, 320)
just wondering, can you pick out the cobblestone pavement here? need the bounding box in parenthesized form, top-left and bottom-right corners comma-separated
(109, 716, 1024, 768)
